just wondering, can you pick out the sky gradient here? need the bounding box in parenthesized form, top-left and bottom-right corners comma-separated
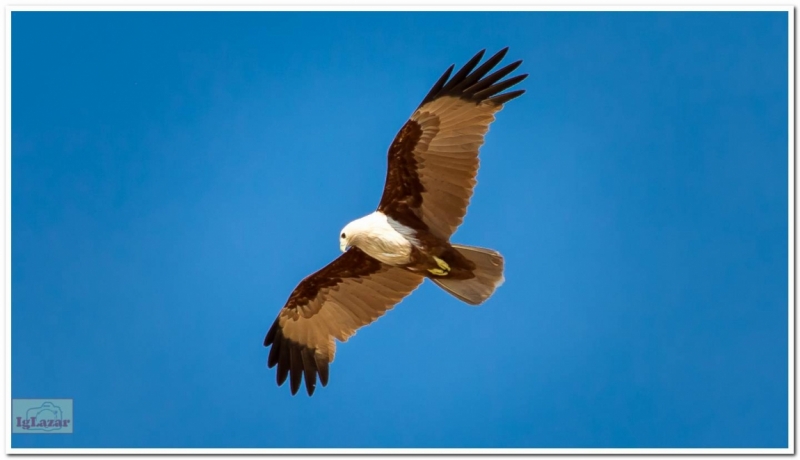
(11, 11, 789, 448)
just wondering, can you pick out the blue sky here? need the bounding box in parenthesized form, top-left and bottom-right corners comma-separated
(11, 11, 788, 448)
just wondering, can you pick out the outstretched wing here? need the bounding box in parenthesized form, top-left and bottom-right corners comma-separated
(378, 48, 527, 239)
(264, 247, 424, 396)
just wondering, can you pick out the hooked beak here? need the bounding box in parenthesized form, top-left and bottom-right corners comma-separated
(340, 241, 349, 253)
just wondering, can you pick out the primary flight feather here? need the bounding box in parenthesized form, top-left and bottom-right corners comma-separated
(264, 48, 527, 396)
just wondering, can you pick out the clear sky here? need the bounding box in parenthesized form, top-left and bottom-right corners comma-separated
(11, 11, 788, 449)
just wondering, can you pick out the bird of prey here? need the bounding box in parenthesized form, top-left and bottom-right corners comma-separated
(264, 48, 526, 396)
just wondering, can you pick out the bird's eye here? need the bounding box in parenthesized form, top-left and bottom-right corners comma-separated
(341, 233, 346, 239)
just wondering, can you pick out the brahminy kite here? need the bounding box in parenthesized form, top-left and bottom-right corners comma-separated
(265, 48, 527, 396)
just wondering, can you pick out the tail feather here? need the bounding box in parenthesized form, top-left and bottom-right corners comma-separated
(432, 244, 504, 305)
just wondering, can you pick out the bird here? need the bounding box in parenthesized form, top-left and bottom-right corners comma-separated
(264, 48, 527, 396)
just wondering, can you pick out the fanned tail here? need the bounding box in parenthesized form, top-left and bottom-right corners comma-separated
(431, 244, 504, 305)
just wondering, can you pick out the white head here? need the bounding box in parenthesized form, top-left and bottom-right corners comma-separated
(339, 219, 364, 252)
(337, 212, 415, 265)
(339, 213, 389, 252)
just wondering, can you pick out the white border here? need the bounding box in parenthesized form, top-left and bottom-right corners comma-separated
(788, 6, 796, 456)
(2, 3, 796, 10)
(2, 447, 796, 454)
(4, 3, 10, 456)
(3, 4, 794, 455)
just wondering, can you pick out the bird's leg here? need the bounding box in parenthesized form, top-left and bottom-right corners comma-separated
(427, 256, 451, 276)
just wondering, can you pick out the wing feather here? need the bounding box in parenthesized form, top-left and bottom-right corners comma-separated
(300, 349, 318, 396)
(377, 48, 526, 238)
(277, 342, 290, 385)
(264, 247, 423, 395)
(316, 356, 330, 387)
(289, 346, 304, 395)
(464, 59, 523, 95)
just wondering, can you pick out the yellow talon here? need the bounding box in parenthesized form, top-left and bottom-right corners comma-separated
(434, 256, 450, 272)
(428, 257, 450, 276)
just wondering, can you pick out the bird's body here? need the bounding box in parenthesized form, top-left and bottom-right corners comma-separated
(341, 211, 473, 278)
(340, 212, 416, 266)
(264, 48, 526, 396)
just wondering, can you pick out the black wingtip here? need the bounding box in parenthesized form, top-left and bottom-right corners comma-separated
(276, 341, 290, 386)
(490, 89, 526, 106)
(419, 63, 455, 108)
(418, 47, 525, 108)
(267, 340, 280, 368)
(265, 321, 326, 396)
(277, 370, 288, 386)
(493, 47, 510, 62)
(463, 60, 522, 96)
(316, 357, 330, 387)
(289, 347, 303, 395)
(439, 49, 488, 95)
(473, 73, 528, 101)
(264, 319, 278, 346)
(301, 349, 318, 396)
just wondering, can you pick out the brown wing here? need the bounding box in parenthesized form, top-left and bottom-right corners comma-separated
(264, 247, 424, 396)
(377, 48, 527, 239)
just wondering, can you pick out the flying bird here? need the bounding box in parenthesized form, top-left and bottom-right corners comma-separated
(264, 48, 526, 396)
